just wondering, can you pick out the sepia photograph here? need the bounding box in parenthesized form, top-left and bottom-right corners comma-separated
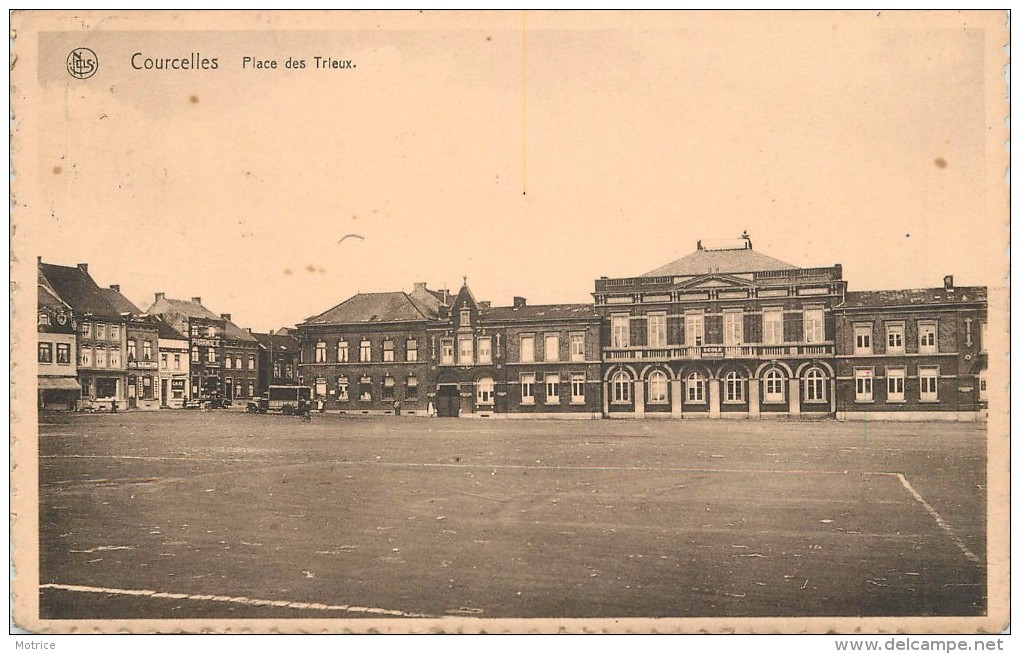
(9, 9, 1010, 640)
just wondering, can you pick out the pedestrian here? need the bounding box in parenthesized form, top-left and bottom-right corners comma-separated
(110, 399, 118, 414)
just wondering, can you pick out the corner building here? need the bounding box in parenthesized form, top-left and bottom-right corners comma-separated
(594, 237, 844, 419)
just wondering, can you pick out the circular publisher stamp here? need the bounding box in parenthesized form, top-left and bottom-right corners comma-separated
(66, 48, 98, 79)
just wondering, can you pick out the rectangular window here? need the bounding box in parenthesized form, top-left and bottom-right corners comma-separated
(979, 370, 987, 402)
(476, 378, 494, 405)
(918, 321, 938, 354)
(160, 352, 169, 369)
(520, 373, 535, 404)
(127, 339, 137, 361)
(803, 308, 824, 344)
(273, 362, 281, 378)
(247, 354, 254, 369)
(315, 377, 328, 398)
(56, 343, 71, 364)
(207, 349, 216, 363)
(337, 340, 349, 362)
(519, 335, 534, 363)
(80, 346, 92, 367)
(886, 367, 905, 402)
(460, 308, 471, 325)
(315, 340, 327, 363)
(224, 355, 233, 369)
(919, 366, 939, 401)
(980, 321, 987, 353)
(570, 373, 585, 403)
(684, 313, 704, 347)
(440, 338, 454, 365)
(723, 311, 743, 346)
(110, 325, 119, 341)
(854, 367, 874, 402)
(360, 340, 372, 362)
(611, 315, 630, 348)
(337, 376, 349, 401)
(886, 324, 904, 354)
(80, 322, 92, 338)
(191, 347, 200, 363)
(458, 335, 474, 365)
(95, 347, 107, 368)
(570, 333, 585, 362)
(854, 324, 873, 355)
(406, 376, 418, 400)
(142, 375, 154, 400)
(109, 350, 121, 368)
(405, 339, 417, 362)
(285, 363, 293, 378)
(382, 376, 395, 400)
(359, 376, 372, 401)
(545, 373, 560, 404)
(544, 333, 560, 362)
(38, 342, 53, 363)
(648, 313, 667, 348)
(725, 374, 744, 403)
(762, 308, 784, 345)
(173, 353, 181, 370)
(477, 337, 492, 364)
(383, 340, 395, 362)
(97, 324, 106, 340)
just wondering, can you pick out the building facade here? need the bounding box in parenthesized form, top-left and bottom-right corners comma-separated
(39, 261, 129, 410)
(594, 237, 843, 419)
(834, 278, 988, 421)
(153, 319, 190, 408)
(37, 281, 79, 410)
(101, 285, 161, 410)
(252, 331, 300, 396)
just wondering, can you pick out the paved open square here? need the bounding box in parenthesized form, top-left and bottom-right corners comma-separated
(38, 413, 987, 620)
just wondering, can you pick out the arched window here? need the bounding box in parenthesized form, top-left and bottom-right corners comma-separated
(315, 339, 327, 363)
(725, 371, 744, 403)
(763, 368, 786, 403)
(611, 371, 631, 404)
(686, 371, 705, 403)
(647, 370, 668, 404)
(803, 367, 827, 403)
(476, 377, 494, 405)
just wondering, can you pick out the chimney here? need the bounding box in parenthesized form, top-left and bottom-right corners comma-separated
(944, 275, 954, 290)
(77, 263, 89, 273)
(37, 256, 41, 265)
(479, 300, 491, 309)
(221, 313, 232, 321)
(413, 282, 427, 292)
(154, 292, 165, 303)
(109, 284, 120, 293)
(191, 297, 202, 305)
(246, 327, 252, 334)
(513, 296, 527, 309)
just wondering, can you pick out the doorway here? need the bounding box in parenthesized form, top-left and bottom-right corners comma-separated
(435, 384, 460, 417)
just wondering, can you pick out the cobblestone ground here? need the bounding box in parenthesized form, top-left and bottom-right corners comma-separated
(35, 412, 988, 620)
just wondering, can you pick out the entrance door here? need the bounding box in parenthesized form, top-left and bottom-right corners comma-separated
(161, 379, 168, 407)
(224, 378, 233, 402)
(435, 385, 460, 417)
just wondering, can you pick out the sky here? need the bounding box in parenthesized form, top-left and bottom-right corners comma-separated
(20, 11, 1008, 332)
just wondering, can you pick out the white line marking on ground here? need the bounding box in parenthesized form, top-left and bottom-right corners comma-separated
(40, 454, 267, 463)
(357, 461, 866, 476)
(40, 583, 435, 618)
(895, 473, 981, 564)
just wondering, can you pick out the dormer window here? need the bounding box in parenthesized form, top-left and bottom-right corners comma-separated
(460, 308, 471, 326)
(38, 312, 50, 326)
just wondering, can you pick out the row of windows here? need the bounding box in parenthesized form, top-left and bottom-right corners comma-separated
(78, 346, 122, 368)
(610, 309, 826, 348)
(854, 321, 938, 355)
(78, 322, 121, 342)
(607, 368, 829, 405)
(519, 373, 587, 405)
(314, 338, 419, 364)
(38, 342, 72, 364)
(190, 378, 256, 399)
(190, 348, 256, 369)
(853, 366, 942, 402)
(317, 375, 420, 402)
(127, 339, 154, 362)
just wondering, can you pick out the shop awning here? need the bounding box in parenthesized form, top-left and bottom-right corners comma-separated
(38, 377, 82, 391)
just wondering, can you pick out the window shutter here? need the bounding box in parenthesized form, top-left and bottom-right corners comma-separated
(785, 311, 803, 342)
(744, 313, 761, 343)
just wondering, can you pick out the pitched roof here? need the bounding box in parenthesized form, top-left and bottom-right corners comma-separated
(844, 287, 987, 309)
(251, 332, 300, 352)
(303, 292, 433, 325)
(481, 303, 600, 323)
(38, 284, 71, 313)
(643, 247, 797, 277)
(99, 287, 143, 315)
(38, 263, 122, 320)
(147, 317, 188, 341)
(149, 297, 257, 342)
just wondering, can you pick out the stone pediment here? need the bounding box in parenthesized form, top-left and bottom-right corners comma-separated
(673, 273, 754, 290)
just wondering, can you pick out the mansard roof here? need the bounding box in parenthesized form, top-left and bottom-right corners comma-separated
(303, 291, 436, 326)
(480, 303, 600, 323)
(843, 286, 987, 309)
(643, 247, 797, 277)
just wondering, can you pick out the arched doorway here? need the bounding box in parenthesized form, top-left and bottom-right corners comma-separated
(435, 384, 460, 417)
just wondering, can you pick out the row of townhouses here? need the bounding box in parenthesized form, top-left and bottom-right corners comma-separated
(37, 235, 990, 421)
(37, 259, 300, 411)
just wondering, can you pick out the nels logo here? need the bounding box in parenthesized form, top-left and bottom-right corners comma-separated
(66, 48, 98, 79)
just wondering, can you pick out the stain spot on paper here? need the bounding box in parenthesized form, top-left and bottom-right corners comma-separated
(934, 157, 948, 169)
(52, 166, 62, 175)
(189, 95, 199, 104)
(305, 265, 317, 273)
(283, 269, 293, 276)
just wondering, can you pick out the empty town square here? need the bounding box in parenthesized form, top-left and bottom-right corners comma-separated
(38, 411, 987, 620)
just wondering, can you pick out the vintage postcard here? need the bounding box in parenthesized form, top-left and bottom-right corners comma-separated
(10, 10, 1010, 637)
